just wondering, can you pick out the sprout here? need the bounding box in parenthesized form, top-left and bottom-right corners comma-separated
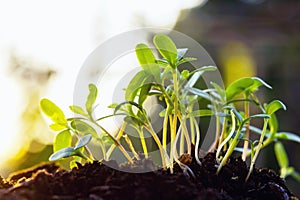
(40, 34, 300, 185)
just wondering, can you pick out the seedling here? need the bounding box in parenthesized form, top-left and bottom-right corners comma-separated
(40, 34, 300, 183)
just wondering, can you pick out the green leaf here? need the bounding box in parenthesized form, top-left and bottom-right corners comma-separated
(268, 113, 278, 134)
(186, 87, 212, 101)
(185, 66, 217, 88)
(224, 106, 243, 123)
(153, 34, 177, 66)
(176, 57, 197, 66)
(135, 43, 156, 66)
(74, 134, 92, 150)
(70, 119, 98, 138)
(266, 100, 286, 115)
(115, 101, 144, 114)
(225, 78, 254, 100)
(49, 147, 75, 161)
(181, 70, 189, 79)
(275, 132, 300, 143)
(40, 98, 67, 124)
(125, 70, 148, 101)
(250, 77, 272, 91)
(249, 114, 270, 119)
(159, 109, 166, 117)
(264, 100, 286, 135)
(226, 77, 272, 101)
(155, 59, 169, 67)
(108, 103, 118, 109)
(190, 66, 217, 75)
(243, 114, 270, 125)
(142, 63, 161, 82)
(85, 84, 98, 115)
(69, 105, 88, 117)
(177, 48, 189, 61)
(54, 130, 72, 152)
(274, 142, 289, 168)
(211, 82, 225, 101)
(49, 123, 67, 131)
(138, 83, 152, 105)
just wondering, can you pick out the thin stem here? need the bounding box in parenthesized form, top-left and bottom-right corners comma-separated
(68, 125, 96, 160)
(246, 136, 273, 157)
(216, 111, 235, 162)
(218, 117, 227, 148)
(193, 117, 202, 165)
(180, 126, 185, 155)
(77, 151, 93, 163)
(138, 127, 148, 158)
(189, 106, 196, 145)
(246, 119, 269, 181)
(106, 121, 127, 159)
(178, 113, 191, 155)
(217, 110, 240, 174)
(242, 96, 250, 161)
(124, 135, 139, 159)
(162, 107, 169, 150)
(91, 120, 133, 164)
(144, 123, 170, 169)
(169, 114, 176, 168)
(209, 115, 220, 152)
(170, 68, 180, 167)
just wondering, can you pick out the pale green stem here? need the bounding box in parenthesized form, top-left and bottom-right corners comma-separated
(242, 97, 250, 161)
(124, 134, 139, 159)
(217, 110, 241, 174)
(246, 136, 273, 157)
(189, 106, 196, 145)
(169, 114, 176, 168)
(193, 117, 202, 165)
(162, 108, 169, 150)
(246, 119, 269, 181)
(144, 123, 170, 169)
(218, 117, 227, 148)
(138, 127, 148, 158)
(178, 114, 191, 155)
(91, 120, 133, 164)
(106, 121, 127, 159)
(180, 127, 185, 155)
(77, 151, 93, 163)
(216, 111, 235, 161)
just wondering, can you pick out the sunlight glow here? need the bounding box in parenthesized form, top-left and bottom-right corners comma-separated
(0, 0, 207, 173)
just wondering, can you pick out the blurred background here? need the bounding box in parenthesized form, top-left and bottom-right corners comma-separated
(0, 0, 299, 195)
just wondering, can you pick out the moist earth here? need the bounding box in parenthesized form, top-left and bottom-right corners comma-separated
(0, 153, 298, 200)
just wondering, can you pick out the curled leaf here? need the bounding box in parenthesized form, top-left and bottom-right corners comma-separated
(86, 84, 98, 115)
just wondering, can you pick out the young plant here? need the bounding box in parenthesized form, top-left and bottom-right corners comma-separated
(110, 34, 216, 170)
(40, 84, 134, 168)
(40, 34, 300, 184)
(210, 77, 300, 181)
(274, 141, 300, 182)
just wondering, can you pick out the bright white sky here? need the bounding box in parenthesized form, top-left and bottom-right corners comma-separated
(0, 0, 206, 169)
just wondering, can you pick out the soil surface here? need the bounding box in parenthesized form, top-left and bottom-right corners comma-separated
(0, 153, 298, 200)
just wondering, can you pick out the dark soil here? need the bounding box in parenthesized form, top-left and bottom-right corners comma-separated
(0, 153, 298, 200)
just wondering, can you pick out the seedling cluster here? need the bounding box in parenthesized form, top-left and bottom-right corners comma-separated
(40, 34, 300, 181)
